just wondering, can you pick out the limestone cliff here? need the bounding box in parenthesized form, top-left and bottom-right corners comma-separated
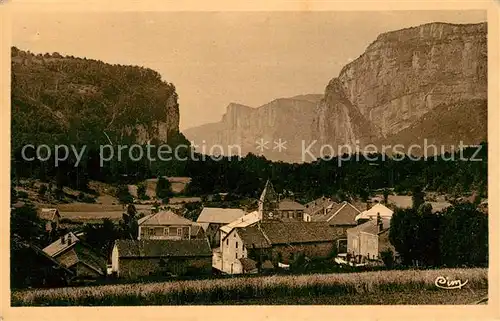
(314, 22, 487, 147)
(185, 22, 487, 162)
(183, 95, 322, 161)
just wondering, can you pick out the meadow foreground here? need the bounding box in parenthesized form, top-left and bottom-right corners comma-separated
(12, 268, 487, 306)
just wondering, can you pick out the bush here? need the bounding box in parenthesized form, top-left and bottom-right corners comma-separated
(116, 185, 133, 204)
(137, 183, 149, 200)
(17, 191, 29, 199)
(38, 184, 48, 196)
(78, 192, 96, 203)
(380, 249, 394, 269)
(156, 177, 172, 202)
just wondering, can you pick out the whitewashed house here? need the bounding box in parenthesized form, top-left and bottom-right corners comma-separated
(138, 210, 203, 240)
(213, 211, 260, 273)
(196, 207, 246, 247)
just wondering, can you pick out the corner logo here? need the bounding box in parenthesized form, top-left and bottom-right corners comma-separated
(435, 276, 469, 289)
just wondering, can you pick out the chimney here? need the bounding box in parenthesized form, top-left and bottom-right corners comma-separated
(67, 233, 72, 245)
(60, 235, 65, 244)
(377, 213, 383, 232)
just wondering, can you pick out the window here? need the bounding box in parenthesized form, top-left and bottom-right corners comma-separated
(177, 228, 182, 237)
(226, 239, 229, 246)
(236, 253, 238, 259)
(163, 228, 169, 236)
(236, 242, 238, 249)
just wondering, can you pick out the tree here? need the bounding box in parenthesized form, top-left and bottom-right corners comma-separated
(389, 205, 441, 267)
(120, 204, 139, 240)
(380, 249, 395, 269)
(11, 202, 43, 243)
(116, 185, 133, 204)
(38, 184, 48, 197)
(439, 203, 488, 267)
(137, 183, 149, 200)
(156, 176, 172, 203)
(383, 188, 390, 204)
(83, 218, 119, 258)
(411, 185, 425, 210)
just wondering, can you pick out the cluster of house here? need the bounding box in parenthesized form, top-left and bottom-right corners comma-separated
(34, 180, 398, 281)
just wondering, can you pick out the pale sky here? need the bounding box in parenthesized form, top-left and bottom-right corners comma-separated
(13, 11, 486, 130)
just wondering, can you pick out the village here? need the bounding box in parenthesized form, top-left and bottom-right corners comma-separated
(12, 175, 488, 287)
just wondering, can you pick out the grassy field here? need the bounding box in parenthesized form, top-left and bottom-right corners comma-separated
(12, 268, 487, 306)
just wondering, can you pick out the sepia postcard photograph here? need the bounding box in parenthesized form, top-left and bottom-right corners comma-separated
(2, 0, 500, 320)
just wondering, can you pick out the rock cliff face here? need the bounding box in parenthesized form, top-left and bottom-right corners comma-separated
(314, 22, 487, 146)
(183, 95, 322, 161)
(185, 22, 487, 163)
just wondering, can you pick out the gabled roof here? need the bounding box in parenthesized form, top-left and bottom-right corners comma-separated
(326, 202, 361, 226)
(347, 218, 391, 236)
(196, 207, 246, 224)
(138, 210, 194, 226)
(260, 222, 343, 244)
(39, 208, 61, 221)
(237, 226, 272, 249)
(311, 202, 345, 222)
(115, 239, 212, 258)
(239, 257, 258, 272)
(43, 232, 80, 257)
(237, 222, 343, 248)
(191, 223, 204, 236)
(57, 243, 107, 275)
(304, 197, 336, 215)
(220, 211, 260, 234)
(13, 236, 74, 276)
(278, 198, 305, 211)
(355, 203, 394, 221)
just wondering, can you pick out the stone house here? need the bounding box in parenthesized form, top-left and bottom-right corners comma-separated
(138, 210, 203, 240)
(42, 232, 107, 279)
(303, 197, 337, 222)
(111, 239, 212, 279)
(213, 211, 260, 272)
(12, 235, 74, 288)
(346, 217, 393, 262)
(274, 198, 306, 221)
(218, 221, 344, 274)
(196, 207, 246, 247)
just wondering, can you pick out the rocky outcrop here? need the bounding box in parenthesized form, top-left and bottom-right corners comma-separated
(185, 22, 487, 162)
(315, 22, 487, 146)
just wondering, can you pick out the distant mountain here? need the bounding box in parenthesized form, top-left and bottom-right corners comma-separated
(184, 22, 487, 163)
(183, 95, 323, 162)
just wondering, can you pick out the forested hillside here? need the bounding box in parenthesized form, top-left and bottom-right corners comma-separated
(11, 47, 188, 189)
